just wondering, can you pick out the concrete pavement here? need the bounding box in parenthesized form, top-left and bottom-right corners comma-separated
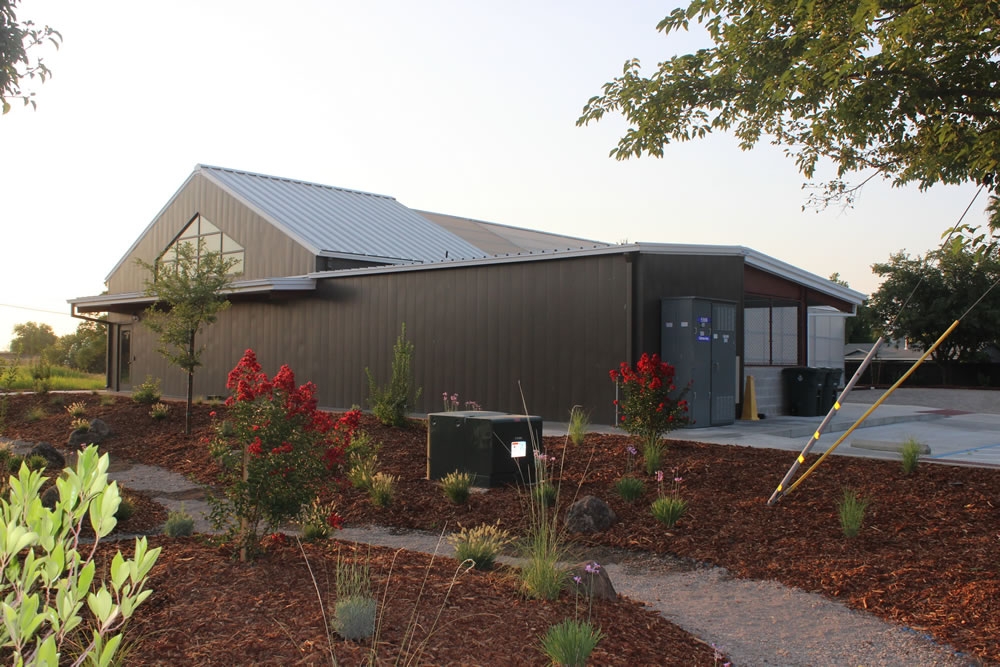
(544, 387, 1000, 468)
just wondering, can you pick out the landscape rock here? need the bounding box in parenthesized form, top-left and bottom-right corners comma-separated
(89, 418, 112, 439)
(41, 485, 60, 510)
(568, 561, 617, 601)
(564, 495, 618, 534)
(29, 442, 65, 469)
(67, 429, 96, 450)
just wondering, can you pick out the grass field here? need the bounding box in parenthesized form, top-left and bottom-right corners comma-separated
(1, 363, 105, 392)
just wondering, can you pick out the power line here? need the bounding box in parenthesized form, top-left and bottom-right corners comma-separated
(0, 303, 75, 318)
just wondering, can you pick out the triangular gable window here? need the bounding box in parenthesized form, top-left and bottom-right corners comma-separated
(159, 214, 245, 276)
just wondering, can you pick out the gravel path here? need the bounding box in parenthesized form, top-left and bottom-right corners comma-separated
(336, 525, 976, 667)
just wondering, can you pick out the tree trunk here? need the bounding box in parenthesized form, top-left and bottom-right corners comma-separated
(185, 331, 195, 436)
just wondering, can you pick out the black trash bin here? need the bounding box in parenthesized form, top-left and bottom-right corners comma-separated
(819, 368, 843, 412)
(781, 367, 824, 416)
(426, 411, 542, 487)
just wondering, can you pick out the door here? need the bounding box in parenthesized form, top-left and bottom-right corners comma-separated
(118, 326, 133, 391)
(710, 302, 737, 425)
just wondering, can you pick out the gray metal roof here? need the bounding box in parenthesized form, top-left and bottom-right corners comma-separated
(199, 165, 486, 263)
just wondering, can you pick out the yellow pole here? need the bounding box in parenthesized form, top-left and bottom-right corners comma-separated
(782, 319, 960, 499)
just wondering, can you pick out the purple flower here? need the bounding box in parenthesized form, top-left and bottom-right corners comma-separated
(584, 561, 601, 574)
(656, 470, 664, 483)
(674, 477, 683, 483)
(450, 394, 458, 402)
(442, 391, 448, 398)
(573, 575, 582, 585)
(626, 445, 637, 456)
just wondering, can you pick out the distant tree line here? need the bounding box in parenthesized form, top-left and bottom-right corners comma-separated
(8, 320, 106, 374)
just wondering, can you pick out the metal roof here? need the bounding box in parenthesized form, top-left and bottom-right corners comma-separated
(199, 165, 486, 263)
(415, 209, 608, 255)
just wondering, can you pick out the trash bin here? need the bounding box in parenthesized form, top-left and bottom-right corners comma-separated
(781, 367, 824, 416)
(819, 368, 842, 412)
(426, 411, 542, 487)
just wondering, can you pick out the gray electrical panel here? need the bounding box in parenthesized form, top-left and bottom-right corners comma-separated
(660, 298, 737, 428)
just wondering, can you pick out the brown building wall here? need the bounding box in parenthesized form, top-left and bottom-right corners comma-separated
(123, 253, 631, 424)
(106, 173, 316, 294)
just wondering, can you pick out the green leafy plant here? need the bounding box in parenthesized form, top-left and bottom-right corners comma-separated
(0, 355, 19, 431)
(164, 506, 196, 537)
(99, 393, 116, 406)
(567, 406, 589, 447)
(368, 472, 396, 508)
(26, 454, 48, 471)
(208, 349, 358, 561)
(365, 323, 422, 427)
(332, 555, 376, 641)
(610, 353, 690, 474)
(131, 375, 162, 406)
(447, 521, 513, 571)
(0, 445, 160, 665)
(440, 469, 474, 504)
(23, 405, 46, 422)
(650, 470, 687, 528)
(532, 481, 557, 507)
(838, 487, 870, 538)
(149, 402, 170, 420)
(900, 437, 923, 475)
(66, 400, 87, 417)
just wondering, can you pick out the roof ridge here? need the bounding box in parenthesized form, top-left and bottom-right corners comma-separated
(196, 164, 397, 201)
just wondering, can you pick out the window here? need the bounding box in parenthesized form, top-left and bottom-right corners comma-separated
(744, 297, 799, 365)
(159, 214, 244, 275)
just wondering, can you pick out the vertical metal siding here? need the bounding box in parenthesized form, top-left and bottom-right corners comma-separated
(127, 254, 629, 425)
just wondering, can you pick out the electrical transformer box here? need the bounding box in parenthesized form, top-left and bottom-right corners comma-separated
(427, 411, 542, 487)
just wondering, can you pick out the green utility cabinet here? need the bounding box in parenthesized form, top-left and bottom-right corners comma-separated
(426, 411, 542, 487)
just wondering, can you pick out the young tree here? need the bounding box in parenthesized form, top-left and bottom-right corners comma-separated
(9, 320, 57, 356)
(1, 0, 61, 114)
(138, 240, 238, 434)
(868, 243, 1000, 381)
(578, 1, 1000, 210)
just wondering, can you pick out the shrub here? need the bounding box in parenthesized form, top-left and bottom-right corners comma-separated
(116, 494, 137, 521)
(66, 400, 87, 417)
(900, 437, 922, 475)
(149, 402, 170, 420)
(369, 472, 396, 508)
(610, 353, 690, 474)
(539, 618, 605, 667)
(365, 323, 422, 427)
(164, 507, 196, 537)
(23, 405, 46, 422)
(30, 358, 52, 394)
(297, 497, 343, 541)
(0, 356, 19, 431)
(440, 469, 474, 504)
(448, 521, 513, 571)
(132, 375, 162, 405)
(208, 349, 360, 561)
(532, 481, 557, 507)
(332, 556, 376, 641)
(567, 406, 589, 446)
(99, 393, 116, 406)
(615, 476, 645, 502)
(838, 488, 869, 538)
(650, 470, 687, 528)
(26, 454, 48, 471)
(48, 393, 65, 406)
(347, 453, 379, 492)
(0, 446, 160, 664)
(70, 417, 90, 433)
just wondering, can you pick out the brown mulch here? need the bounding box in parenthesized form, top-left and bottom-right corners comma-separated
(4, 392, 1000, 664)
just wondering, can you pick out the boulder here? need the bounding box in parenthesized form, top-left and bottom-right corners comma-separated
(41, 485, 60, 510)
(568, 561, 617, 601)
(67, 429, 95, 450)
(29, 442, 65, 469)
(564, 495, 618, 534)
(89, 418, 111, 440)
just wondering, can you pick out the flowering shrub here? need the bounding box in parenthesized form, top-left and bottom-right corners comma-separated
(610, 353, 689, 474)
(650, 469, 688, 528)
(209, 349, 356, 560)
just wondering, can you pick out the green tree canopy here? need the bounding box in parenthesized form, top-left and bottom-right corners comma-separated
(1, 0, 61, 114)
(10, 320, 56, 356)
(44, 320, 106, 373)
(138, 240, 238, 434)
(868, 242, 1000, 368)
(578, 1, 1000, 208)
(829, 273, 876, 343)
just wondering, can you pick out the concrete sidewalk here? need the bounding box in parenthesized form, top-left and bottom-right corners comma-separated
(545, 387, 1000, 468)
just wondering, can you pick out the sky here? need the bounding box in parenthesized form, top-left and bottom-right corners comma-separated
(0, 0, 988, 349)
